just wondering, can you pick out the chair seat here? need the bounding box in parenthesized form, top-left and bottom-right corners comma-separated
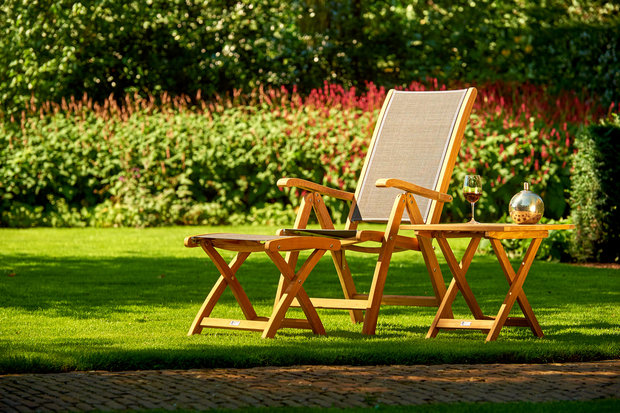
(279, 228, 419, 251)
(279, 229, 359, 239)
(186, 233, 288, 252)
(185, 233, 341, 252)
(187, 233, 283, 243)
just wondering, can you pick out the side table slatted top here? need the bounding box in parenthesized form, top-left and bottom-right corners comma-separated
(401, 223, 574, 231)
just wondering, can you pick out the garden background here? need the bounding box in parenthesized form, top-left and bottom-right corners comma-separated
(1, 0, 620, 376)
(1, 0, 619, 261)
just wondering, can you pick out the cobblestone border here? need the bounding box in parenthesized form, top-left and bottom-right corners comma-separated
(1, 361, 618, 411)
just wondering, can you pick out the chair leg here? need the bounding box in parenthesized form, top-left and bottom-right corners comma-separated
(273, 250, 298, 311)
(331, 250, 364, 323)
(189, 248, 252, 336)
(188, 275, 227, 336)
(418, 236, 449, 306)
(405, 193, 451, 316)
(436, 237, 485, 320)
(312, 193, 363, 323)
(362, 194, 406, 335)
(425, 237, 484, 339)
(201, 244, 257, 319)
(264, 249, 327, 338)
(489, 238, 544, 340)
(273, 193, 313, 311)
(426, 278, 459, 338)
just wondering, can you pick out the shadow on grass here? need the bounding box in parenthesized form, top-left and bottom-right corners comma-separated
(2, 252, 618, 331)
(0, 252, 434, 316)
(1, 251, 619, 373)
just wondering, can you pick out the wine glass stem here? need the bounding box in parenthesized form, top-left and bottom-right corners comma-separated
(471, 202, 475, 222)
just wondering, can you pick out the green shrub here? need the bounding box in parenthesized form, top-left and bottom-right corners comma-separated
(0, 82, 613, 228)
(0, 85, 381, 227)
(569, 115, 620, 263)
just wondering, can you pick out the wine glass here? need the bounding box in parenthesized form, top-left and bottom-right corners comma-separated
(463, 175, 482, 223)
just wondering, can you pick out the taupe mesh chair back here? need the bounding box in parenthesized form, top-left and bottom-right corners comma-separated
(352, 89, 474, 224)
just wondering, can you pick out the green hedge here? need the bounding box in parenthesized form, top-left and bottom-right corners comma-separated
(1, 0, 618, 114)
(0, 85, 378, 227)
(570, 115, 620, 263)
(1, 82, 614, 228)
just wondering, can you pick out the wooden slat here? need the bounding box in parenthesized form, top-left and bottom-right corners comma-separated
(415, 230, 484, 239)
(486, 230, 548, 240)
(343, 245, 383, 254)
(185, 236, 266, 251)
(200, 317, 312, 331)
(188, 232, 345, 252)
(291, 297, 369, 310)
(279, 318, 314, 329)
(205, 240, 266, 252)
(355, 230, 419, 250)
(200, 318, 268, 332)
(264, 236, 340, 252)
(433, 316, 530, 332)
(198, 316, 314, 332)
(353, 294, 439, 307)
(501, 317, 532, 327)
(292, 295, 439, 309)
(436, 319, 495, 330)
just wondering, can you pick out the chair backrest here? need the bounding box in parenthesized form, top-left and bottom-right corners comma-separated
(350, 88, 477, 224)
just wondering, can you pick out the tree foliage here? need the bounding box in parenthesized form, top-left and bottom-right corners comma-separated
(0, 0, 618, 114)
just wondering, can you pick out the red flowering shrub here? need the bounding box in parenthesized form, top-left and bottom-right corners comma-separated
(0, 81, 616, 227)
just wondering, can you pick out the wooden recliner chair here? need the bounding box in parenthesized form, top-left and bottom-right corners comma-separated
(277, 87, 477, 335)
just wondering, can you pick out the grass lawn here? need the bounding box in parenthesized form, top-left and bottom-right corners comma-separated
(0, 226, 618, 374)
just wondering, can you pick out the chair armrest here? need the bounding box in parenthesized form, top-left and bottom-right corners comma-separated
(277, 177, 355, 201)
(375, 178, 453, 203)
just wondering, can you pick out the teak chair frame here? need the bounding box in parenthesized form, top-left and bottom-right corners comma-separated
(277, 87, 477, 335)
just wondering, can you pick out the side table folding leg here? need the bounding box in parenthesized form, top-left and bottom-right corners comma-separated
(185, 233, 340, 338)
(426, 236, 485, 337)
(424, 231, 546, 342)
(487, 236, 544, 341)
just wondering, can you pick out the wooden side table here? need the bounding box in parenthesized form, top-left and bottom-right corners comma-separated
(401, 223, 574, 342)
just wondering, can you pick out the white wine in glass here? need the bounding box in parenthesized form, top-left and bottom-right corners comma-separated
(463, 175, 482, 223)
